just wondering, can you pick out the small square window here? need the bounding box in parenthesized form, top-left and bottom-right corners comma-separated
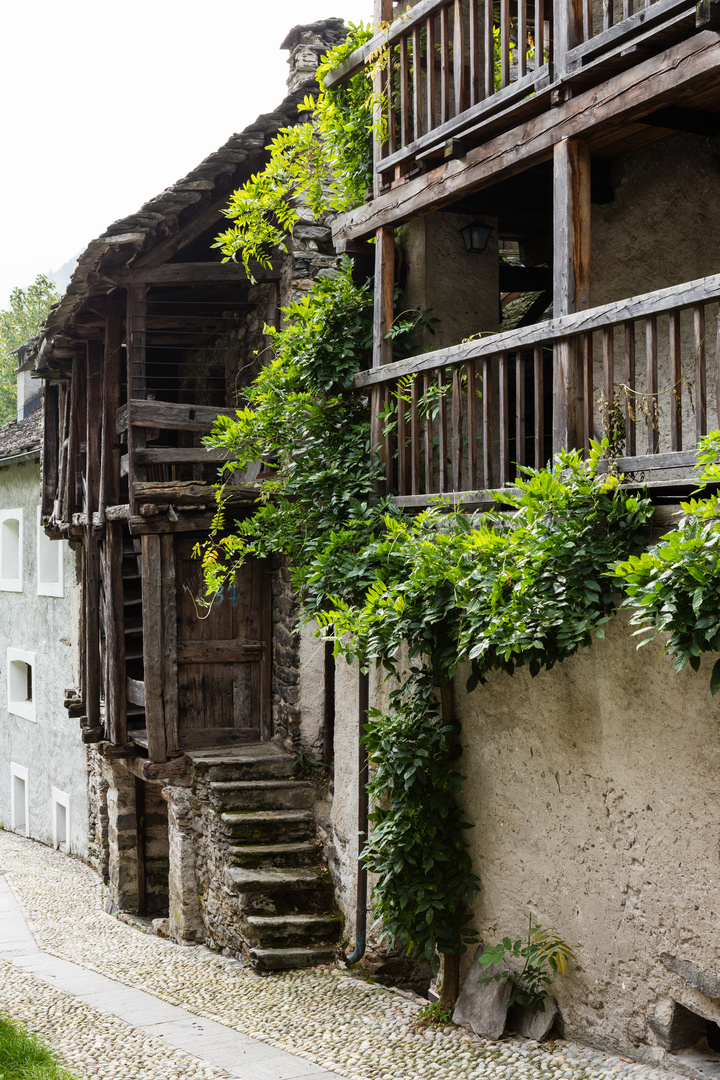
(10, 763, 28, 836)
(52, 787, 70, 853)
(7, 648, 36, 722)
(37, 508, 63, 598)
(0, 510, 22, 592)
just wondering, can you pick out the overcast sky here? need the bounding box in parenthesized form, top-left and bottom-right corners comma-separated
(0, 0, 369, 310)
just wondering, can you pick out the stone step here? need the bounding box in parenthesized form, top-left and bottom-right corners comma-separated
(210, 779, 315, 812)
(248, 946, 338, 972)
(243, 914, 343, 948)
(228, 866, 326, 893)
(220, 810, 316, 844)
(227, 842, 320, 869)
(195, 755, 296, 783)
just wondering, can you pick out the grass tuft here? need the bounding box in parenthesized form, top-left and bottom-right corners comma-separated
(0, 1016, 77, 1079)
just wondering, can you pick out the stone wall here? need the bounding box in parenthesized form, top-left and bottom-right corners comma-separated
(86, 747, 109, 879)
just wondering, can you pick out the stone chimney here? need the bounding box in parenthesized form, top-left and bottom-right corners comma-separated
(280, 18, 348, 95)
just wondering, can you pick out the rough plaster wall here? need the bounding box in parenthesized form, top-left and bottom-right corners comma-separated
(455, 613, 720, 1061)
(298, 620, 325, 753)
(0, 462, 88, 857)
(327, 656, 361, 932)
(590, 135, 720, 445)
(399, 212, 500, 352)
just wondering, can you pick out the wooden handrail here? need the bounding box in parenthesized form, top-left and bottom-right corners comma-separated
(354, 273, 720, 388)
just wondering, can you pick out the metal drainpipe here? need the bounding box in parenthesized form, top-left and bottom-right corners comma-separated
(345, 668, 369, 964)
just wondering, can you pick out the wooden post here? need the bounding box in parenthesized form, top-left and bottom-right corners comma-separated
(372, 226, 395, 485)
(554, 0, 584, 77)
(41, 384, 58, 519)
(160, 534, 179, 755)
(104, 521, 127, 746)
(126, 285, 148, 518)
(373, 0, 394, 197)
(85, 342, 104, 731)
(141, 533, 167, 763)
(99, 316, 124, 519)
(553, 139, 591, 455)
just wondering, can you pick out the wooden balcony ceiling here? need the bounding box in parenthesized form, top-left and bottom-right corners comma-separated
(333, 30, 720, 243)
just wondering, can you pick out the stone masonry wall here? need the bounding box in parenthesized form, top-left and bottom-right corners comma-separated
(86, 747, 109, 880)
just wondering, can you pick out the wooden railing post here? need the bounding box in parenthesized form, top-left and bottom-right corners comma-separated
(553, 0, 585, 78)
(553, 138, 591, 455)
(373, 0, 393, 197)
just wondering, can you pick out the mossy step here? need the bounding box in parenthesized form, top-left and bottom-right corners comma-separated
(203, 756, 295, 783)
(219, 810, 316, 844)
(228, 866, 326, 893)
(248, 945, 338, 971)
(244, 913, 342, 948)
(210, 779, 315, 811)
(227, 842, 320, 868)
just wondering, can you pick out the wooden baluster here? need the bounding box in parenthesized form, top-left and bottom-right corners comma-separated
(466, 360, 478, 489)
(623, 0, 634, 19)
(453, 0, 467, 115)
(387, 46, 397, 156)
(451, 367, 463, 490)
(499, 353, 509, 486)
(374, 226, 394, 370)
(603, 326, 614, 432)
(624, 321, 636, 457)
(584, 0, 593, 41)
(371, 385, 384, 483)
(602, 0, 614, 31)
(413, 26, 422, 141)
(398, 387, 407, 495)
(669, 309, 682, 451)
(582, 332, 594, 456)
(694, 304, 707, 442)
(515, 352, 526, 469)
(384, 384, 394, 490)
(519, 0, 528, 77)
(482, 357, 493, 488)
(484, 0, 494, 97)
(426, 16, 437, 131)
(423, 373, 434, 494)
(535, 0, 545, 67)
(438, 369, 448, 493)
(469, 0, 480, 105)
(501, 0, 511, 87)
(399, 37, 410, 147)
(440, 5, 450, 123)
(716, 309, 720, 430)
(646, 315, 659, 454)
(534, 345, 544, 469)
(411, 376, 421, 495)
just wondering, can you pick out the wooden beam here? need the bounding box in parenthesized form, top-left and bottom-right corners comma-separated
(332, 32, 720, 242)
(117, 262, 280, 286)
(99, 316, 124, 519)
(128, 511, 218, 535)
(141, 533, 167, 763)
(134, 447, 231, 466)
(126, 286, 147, 519)
(133, 192, 236, 270)
(116, 399, 237, 434)
(177, 640, 264, 663)
(133, 480, 255, 505)
(373, 226, 395, 369)
(554, 139, 591, 317)
(41, 384, 58, 519)
(84, 343, 103, 732)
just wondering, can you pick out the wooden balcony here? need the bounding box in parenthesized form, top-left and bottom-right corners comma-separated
(358, 273, 720, 507)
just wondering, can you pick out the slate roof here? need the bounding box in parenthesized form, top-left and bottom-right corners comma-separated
(0, 409, 42, 462)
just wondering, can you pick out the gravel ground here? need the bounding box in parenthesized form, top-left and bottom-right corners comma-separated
(0, 832, 687, 1080)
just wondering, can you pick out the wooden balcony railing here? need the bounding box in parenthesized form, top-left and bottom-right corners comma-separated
(356, 274, 720, 506)
(325, 0, 699, 182)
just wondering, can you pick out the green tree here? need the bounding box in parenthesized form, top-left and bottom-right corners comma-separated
(0, 274, 59, 426)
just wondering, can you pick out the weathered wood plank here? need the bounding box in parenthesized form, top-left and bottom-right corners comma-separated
(177, 640, 264, 663)
(466, 360, 477, 489)
(694, 304, 707, 442)
(451, 367, 463, 489)
(534, 345, 545, 469)
(141, 533, 167, 763)
(669, 309, 682, 451)
(438, 370, 448, 492)
(118, 262, 281, 286)
(373, 227, 395, 368)
(515, 352, 526, 468)
(440, 4, 451, 124)
(482, 356, 493, 487)
(410, 376, 421, 495)
(104, 521, 127, 745)
(624, 322, 636, 457)
(99, 316, 124, 519)
(127, 677, 146, 708)
(42, 384, 59, 519)
(453, 0, 467, 112)
(132, 480, 254, 505)
(646, 315, 659, 454)
(499, 353, 509, 486)
(134, 446, 231, 465)
(160, 534, 179, 755)
(334, 33, 720, 241)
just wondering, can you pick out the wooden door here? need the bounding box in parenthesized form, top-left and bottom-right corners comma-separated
(175, 537, 271, 749)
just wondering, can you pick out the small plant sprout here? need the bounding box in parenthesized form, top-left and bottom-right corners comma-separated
(477, 912, 575, 1011)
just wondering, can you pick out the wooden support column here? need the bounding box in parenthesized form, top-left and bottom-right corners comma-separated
(41, 384, 59, 519)
(85, 342, 103, 731)
(104, 521, 127, 746)
(372, 226, 395, 477)
(141, 533, 167, 763)
(99, 316, 124, 520)
(553, 139, 591, 455)
(373, 0, 393, 198)
(160, 534, 178, 756)
(126, 285, 148, 518)
(552, 0, 584, 78)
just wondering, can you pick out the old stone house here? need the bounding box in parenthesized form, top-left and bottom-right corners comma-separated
(323, 0, 720, 1074)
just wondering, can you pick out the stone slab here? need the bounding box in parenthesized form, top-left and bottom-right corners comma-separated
(508, 996, 558, 1041)
(453, 945, 518, 1040)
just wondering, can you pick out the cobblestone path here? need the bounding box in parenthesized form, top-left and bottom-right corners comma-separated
(0, 832, 686, 1080)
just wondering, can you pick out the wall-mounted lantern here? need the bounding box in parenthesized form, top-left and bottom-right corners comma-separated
(459, 221, 492, 253)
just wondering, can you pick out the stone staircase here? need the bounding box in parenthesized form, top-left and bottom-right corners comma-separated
(188, 745, 342, 971)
